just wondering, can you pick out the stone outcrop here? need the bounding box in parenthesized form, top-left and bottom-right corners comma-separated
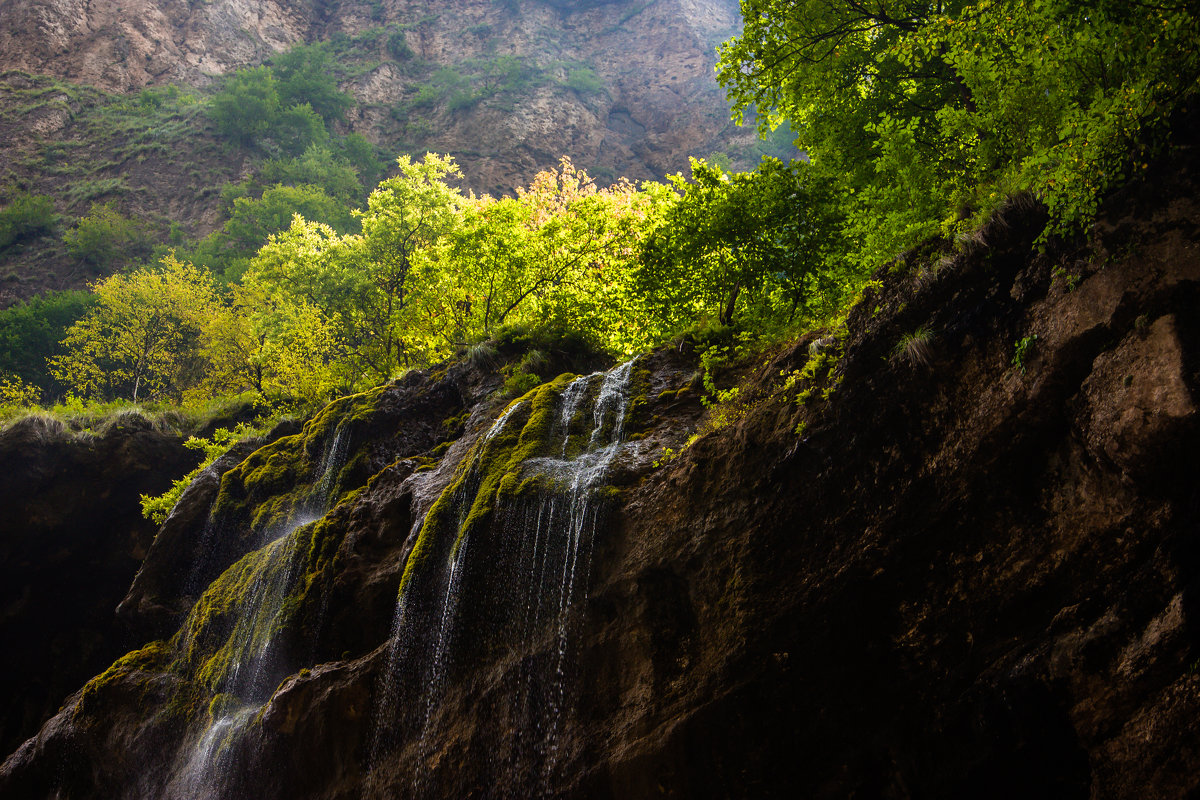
(0, 412, 198, 758)
(2, 149, 1199, 798)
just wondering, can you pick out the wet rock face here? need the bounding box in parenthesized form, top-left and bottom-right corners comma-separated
(3, 158, 1200, 798)
(0, 414, 198, 758)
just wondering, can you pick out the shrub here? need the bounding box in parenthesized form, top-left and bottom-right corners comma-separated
(140, 425, 257, 524)
(271, 43, 354, 124)
(0, 289, 97, 398)
(210, 66, 281, 144)
(387, 31, 414, 61)
(893, 327, 934, 368)
(564, 66, 605, 95)
(0, 191, 56, 251)
(63, 202, 151, 270)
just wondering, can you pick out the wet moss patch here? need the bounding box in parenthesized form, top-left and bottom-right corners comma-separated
(398, 374, 576, 594)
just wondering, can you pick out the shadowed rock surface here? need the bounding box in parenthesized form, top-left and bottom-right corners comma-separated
(0, 413, 198, 757)
(1, 146, 1199, 797)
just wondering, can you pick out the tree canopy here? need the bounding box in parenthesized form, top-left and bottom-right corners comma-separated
(718, 0, 1200, 260)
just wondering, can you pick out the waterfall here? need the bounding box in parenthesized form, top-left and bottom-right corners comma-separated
(167, 424, 351, 799)
(366, 360, 636, 797)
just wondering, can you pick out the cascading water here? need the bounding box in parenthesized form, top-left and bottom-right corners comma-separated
(366, 360, 636, 798)
(167, 424, 351, 799)
(363, 399, 529, 797)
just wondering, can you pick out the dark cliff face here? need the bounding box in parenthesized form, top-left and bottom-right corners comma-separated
(0, 413, 198, 758)
(2, 153, 1199, 798)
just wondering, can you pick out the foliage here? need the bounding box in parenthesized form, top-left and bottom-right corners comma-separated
(387, 31, 414, 61)
(635, 157, 846, 332)
(0, 290, 97, 398)
(140, 425, 257, 524)
(564, 66, 605, 96)
(335, 134, 386, 190)
(259, 146, 363, 202)
(1012, 334, 1037, 373)
(209, 46, 353, 153)
(0, 373, 42, 410)
(893, 327, 934, 368)
(0, 190, 56, 251)
(50, 255, 223, 402)
(209, 66, 283, 145)
(269, 44, 355, 124)
(405, 157, 657, 355)
(718, 0, 1200, 260)
(63, 202, 152, 270)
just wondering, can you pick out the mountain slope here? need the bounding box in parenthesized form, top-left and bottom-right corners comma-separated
(0, 0, 773, 303)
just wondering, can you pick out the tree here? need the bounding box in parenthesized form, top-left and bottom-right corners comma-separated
(51, 255, 222, 401)
(0, 290, 97, 399)
(241, 216, 375, 389)
(404, 158, 670, 356)
(210, 66, 282, 145)
(717, 0, 1200, 259)
(636, 157, 843, 330)
(270, 43, 354, 124)
(260, 145, 363, 202)
(203, 275, 340, 409)
(350, 153, 465, 376)
(63, 202, 152, 271)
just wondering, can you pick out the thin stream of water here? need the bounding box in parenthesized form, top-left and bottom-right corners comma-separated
(366, 359, 637, 798)
(168, 424, 352, 798)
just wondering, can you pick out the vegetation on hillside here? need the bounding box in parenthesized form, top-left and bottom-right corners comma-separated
(2, 1, 1197, 443)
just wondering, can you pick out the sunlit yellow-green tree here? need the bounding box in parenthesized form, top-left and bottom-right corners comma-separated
(51, 254, 221, 401)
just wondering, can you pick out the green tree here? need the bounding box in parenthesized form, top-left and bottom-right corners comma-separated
(51, 255, 222, 401)
(203, 275, 340, 408)
(349, 153, 465, 376)
(270, 102, 329, 156)
(270, 43, 354, 124)
(717, 0, 1200, 259)
(403, 157, 665, 357)
(210, 66, 282, 145)
(63, 202, 152, 271)
(187, 184, 360, 279)
(636, 158, 843, 330)
(0, 290, 97, 399)
(226, 185, 359, 250)
(260, 145, 363, 201)
(241, 217, 372, 389)
(336, 133, 386, 190)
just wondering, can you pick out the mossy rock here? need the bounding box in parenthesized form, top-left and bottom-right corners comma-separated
(399, 374, 576, 594)
(211, 386, 387, 539)
(174, 511, 345, 698)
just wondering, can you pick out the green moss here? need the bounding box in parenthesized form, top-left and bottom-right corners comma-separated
(173, 509, 343, 696)
(208, 692, 240, 719)
(211, 385, 386, 533)
(398, 375, 575, 594)
(79, 639, 174, 710)
(441, 409, 469, 432)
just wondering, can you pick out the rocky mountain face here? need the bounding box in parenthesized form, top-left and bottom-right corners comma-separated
(2, 144, 1199, 798)
(0, 0, 762, 302)
(0, 0, 749, 183)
